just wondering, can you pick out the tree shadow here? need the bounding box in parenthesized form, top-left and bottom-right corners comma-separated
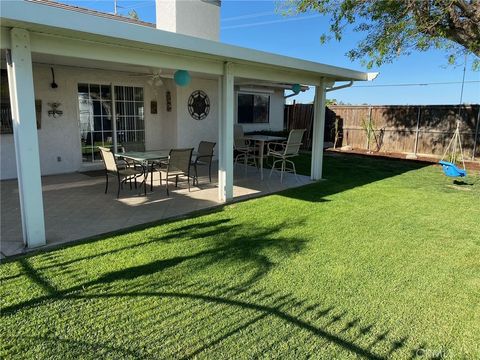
(1, 220, 451, 359)
(1, 276, 431, 359)
(381, 105, 479, 158)
(326, 105, 479, 159)
(1, 218, 308, 314)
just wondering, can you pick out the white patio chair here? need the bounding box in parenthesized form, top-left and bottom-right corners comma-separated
(267, 129, 306, 183)
(98, 146, 143, 198)
(234, 124, 257, 174)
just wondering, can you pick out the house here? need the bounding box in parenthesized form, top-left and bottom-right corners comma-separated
(0, 0, 377, 248)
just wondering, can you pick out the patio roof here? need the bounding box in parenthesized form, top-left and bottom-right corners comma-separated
(1, 0, 374, 249)
(0, 0, 377, 84)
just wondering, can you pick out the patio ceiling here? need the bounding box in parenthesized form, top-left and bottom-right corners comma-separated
(0, 0, 377, 86)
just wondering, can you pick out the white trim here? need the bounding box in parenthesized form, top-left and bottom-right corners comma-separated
(1, 0, 375, 82)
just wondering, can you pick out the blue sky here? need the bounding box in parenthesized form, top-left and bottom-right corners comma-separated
(62, 0, 479, 105)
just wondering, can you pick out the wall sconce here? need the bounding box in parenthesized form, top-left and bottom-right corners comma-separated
(50, 67, 58, 89)
(48, 102, 63, 118)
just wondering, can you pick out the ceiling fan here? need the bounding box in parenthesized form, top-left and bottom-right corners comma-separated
(128, 69, 173, 87)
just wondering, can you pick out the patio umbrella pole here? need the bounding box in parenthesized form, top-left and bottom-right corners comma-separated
(111, 83, 118, 153)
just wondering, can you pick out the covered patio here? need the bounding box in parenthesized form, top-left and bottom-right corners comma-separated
(1, 164, 310, 257)
(1, 1, 375, 253)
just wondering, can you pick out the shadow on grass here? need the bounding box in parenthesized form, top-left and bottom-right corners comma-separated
(275, 152, 430, 203)
(2, 277, 424, 359)
(1, 217, 432, 359)
(1, 218, 307, 314)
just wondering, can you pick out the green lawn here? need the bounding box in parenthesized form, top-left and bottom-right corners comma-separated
(1, 153, 479, 359)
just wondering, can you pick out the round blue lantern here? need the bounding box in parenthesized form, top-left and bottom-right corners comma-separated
(174, 70, 191, 87)
(291, 84, 302, 94)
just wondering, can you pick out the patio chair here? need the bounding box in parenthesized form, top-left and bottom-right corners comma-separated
(191, 141, 216, 185)
(98, 146, 143, 198)
(234, 124, 257, 173)
(267, 129, 306, 183)
(158, 148, 194, 196)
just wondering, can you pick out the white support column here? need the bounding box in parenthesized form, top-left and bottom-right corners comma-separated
(7, 28, 46, 247)
(218, 62, 234, 201)
(311, 81, 327, 180)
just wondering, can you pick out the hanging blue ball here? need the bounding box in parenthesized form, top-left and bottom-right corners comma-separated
(291, 84, 302, 94)
(174, 70, 191, 87)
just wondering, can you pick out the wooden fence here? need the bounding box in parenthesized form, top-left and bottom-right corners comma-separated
(284, 104, 480, 160)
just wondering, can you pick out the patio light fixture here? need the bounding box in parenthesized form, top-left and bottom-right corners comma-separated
(291, 84, 301, 94)
(174, 70, 191, 87)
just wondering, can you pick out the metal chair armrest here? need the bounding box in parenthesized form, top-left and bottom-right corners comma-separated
(267, 142, 286, 154)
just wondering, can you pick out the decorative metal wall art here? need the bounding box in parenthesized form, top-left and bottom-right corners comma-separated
(188, 90, 210, 120)
(151, 100, 157, 114)
(166, 91, 172, 112)
(47, 102, 63, 118)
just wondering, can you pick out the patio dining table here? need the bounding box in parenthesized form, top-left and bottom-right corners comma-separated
(242, 135, 286, 180)
(116, 150, 170, 195)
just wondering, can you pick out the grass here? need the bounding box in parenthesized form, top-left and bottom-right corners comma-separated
(1, 153, 479, 359)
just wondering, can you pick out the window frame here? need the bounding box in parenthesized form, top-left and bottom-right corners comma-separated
(77, 83, 145, 163)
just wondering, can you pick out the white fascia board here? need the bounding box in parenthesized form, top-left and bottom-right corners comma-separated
(1, 1, 373, 82)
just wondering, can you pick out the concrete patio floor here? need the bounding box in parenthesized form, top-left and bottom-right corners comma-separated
(1, 162, 311, 258)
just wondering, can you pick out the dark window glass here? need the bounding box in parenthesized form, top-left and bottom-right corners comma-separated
(237, 93, 270, 124)
(78, 83, 89, 95)
(90, 85, 100, 100)
(134, 87, 143, 101)
(100, 85, 111, 100)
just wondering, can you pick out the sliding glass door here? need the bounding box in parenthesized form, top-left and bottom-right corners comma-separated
(77, 83, 145, 163)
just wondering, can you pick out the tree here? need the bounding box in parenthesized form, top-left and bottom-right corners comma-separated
(283, 0, 480, 69)
(128, 9, 139, 20)
(326, 98, 338, 106)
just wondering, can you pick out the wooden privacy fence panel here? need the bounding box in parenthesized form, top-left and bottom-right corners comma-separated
(285, 104, 480, 159)
(284, 103, 315, 149)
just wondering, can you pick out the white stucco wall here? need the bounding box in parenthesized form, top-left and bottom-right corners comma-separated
(0, 64, 163, 179)
(155, 0, 220, 41)
(1, 65, 286, 180)
(175, 78, 219, 154)
(234, 88, 285, 133)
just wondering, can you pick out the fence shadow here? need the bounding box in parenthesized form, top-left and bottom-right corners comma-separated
(278, 152, 429, 203)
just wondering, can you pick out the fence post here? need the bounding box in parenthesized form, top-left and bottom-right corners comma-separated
(366, 106, 372, 152)
(473, 106, 479, 160)
(413, 107, 421, 156)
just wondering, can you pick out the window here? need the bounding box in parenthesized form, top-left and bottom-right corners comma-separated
(0, 70, 12, 134)
(1, 70, 41, 134)
(78, 84, 144, 162)
(237, 93, 270, 124)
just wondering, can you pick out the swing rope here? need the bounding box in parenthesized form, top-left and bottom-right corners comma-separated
(441, 120, 466, 171)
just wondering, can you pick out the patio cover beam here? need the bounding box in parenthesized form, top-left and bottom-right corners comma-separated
(27, 32, 224, 76)
(234, 64, 330, 87)
(6, 28, 46, 248)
